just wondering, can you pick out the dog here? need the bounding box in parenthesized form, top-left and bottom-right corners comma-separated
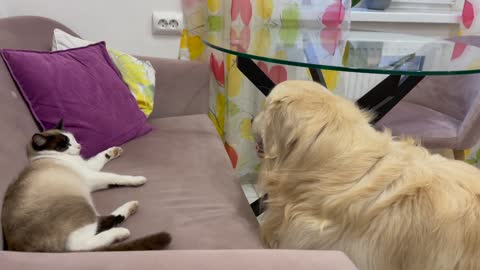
(252, 80, 480, 270)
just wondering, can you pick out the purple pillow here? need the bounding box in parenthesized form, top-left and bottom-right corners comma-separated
(1, 42, 152, 158)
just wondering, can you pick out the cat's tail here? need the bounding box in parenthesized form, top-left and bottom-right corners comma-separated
(95, 232, 171, 251)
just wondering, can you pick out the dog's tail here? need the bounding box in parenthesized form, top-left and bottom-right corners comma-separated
(95, 232, 171, 251)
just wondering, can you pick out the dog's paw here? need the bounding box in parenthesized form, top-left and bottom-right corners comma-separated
(105, 147, 123, 160)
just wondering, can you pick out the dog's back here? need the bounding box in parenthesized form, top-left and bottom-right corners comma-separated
(337, 144, 480, 270)
(255, 80, 480, 270)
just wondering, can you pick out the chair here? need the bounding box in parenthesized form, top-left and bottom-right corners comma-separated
(376, 74, 480, 160)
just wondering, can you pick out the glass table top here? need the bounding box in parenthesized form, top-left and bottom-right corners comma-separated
(203, 26, 480, 76)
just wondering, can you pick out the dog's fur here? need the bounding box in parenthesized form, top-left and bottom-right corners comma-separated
(253, 80, 480, 270)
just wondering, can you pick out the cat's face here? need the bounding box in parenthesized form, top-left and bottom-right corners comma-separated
(30, 119, 81, 156)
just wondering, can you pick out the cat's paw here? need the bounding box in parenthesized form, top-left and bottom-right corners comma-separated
(105, 147, 123, 160)
(129, 176, 147, 187)
(124, 200, 139, 216)
(111, 228, 130, 243)
(113, 201, 139, 218)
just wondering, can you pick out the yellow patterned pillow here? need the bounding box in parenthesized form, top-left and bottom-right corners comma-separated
(52, 29, 155, 117)
(107, 49, 155, 116)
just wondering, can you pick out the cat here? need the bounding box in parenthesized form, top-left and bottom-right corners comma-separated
(2, 119, 171, 252)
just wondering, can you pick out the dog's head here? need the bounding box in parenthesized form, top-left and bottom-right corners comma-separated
(252, 80, 373, 170)
(252, 110, 266, 159)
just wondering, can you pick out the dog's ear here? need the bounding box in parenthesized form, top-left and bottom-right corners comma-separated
(263, 98, 300, 160)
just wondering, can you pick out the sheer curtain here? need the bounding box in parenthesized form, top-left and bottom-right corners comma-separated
(179, 0, 351, 183)
(459, 0, 480, 165)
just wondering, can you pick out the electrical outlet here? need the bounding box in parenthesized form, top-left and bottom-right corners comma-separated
(152, 11, 183, 35)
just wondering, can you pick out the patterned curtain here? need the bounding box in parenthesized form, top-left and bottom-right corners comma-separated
(180, 0, 351, 182)
(459, 0, 480, 165)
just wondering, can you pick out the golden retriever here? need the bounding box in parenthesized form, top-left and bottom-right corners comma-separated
(252, 80, 480, 270)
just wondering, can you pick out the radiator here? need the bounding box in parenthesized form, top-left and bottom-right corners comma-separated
(339, 72, 388, 101)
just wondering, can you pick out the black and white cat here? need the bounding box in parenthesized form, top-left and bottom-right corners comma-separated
(2, 119, 171, 252)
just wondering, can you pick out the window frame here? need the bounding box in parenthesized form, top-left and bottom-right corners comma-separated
(390, 0, 464, 12)
(351, 0, 464, 24)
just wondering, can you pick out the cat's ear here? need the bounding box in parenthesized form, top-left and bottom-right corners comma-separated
(32, 134, 48, 149)
(54, 118, 64, 130)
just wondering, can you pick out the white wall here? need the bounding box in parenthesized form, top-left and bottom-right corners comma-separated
(0, 0, 7, 17)
(5, 0, 181, 58)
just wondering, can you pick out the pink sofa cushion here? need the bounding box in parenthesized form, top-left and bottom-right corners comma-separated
(94, 115, 263, 249)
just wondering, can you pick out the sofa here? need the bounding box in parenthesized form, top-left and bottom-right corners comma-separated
(0, 16, 357, 270)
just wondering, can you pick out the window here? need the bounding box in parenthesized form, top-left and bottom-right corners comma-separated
(346, 0, 465, 98)
(390, 0, 464, 12)
(352, 0, 464, 24)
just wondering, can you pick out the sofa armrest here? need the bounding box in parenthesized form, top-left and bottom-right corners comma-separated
(136, 56, 210, 119)
(0, 250, 357, 270)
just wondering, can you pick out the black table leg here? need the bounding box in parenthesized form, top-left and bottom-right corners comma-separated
(356, 75, 402, 112)
(309, 68, 327, 87)
(250, 194, 268, 217)
(235, 58, 425, 217)
(370, 76, 425, 123)
(237, 56, 276, 96)
(356, 75, 425, 124)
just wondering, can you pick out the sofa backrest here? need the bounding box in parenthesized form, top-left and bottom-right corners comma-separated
(0, 16, 78, 250)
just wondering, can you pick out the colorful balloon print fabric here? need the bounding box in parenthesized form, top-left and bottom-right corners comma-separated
(179, 0, 480, 178)
(179, 0, 350, 182)
(459, 0, 480, 165)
